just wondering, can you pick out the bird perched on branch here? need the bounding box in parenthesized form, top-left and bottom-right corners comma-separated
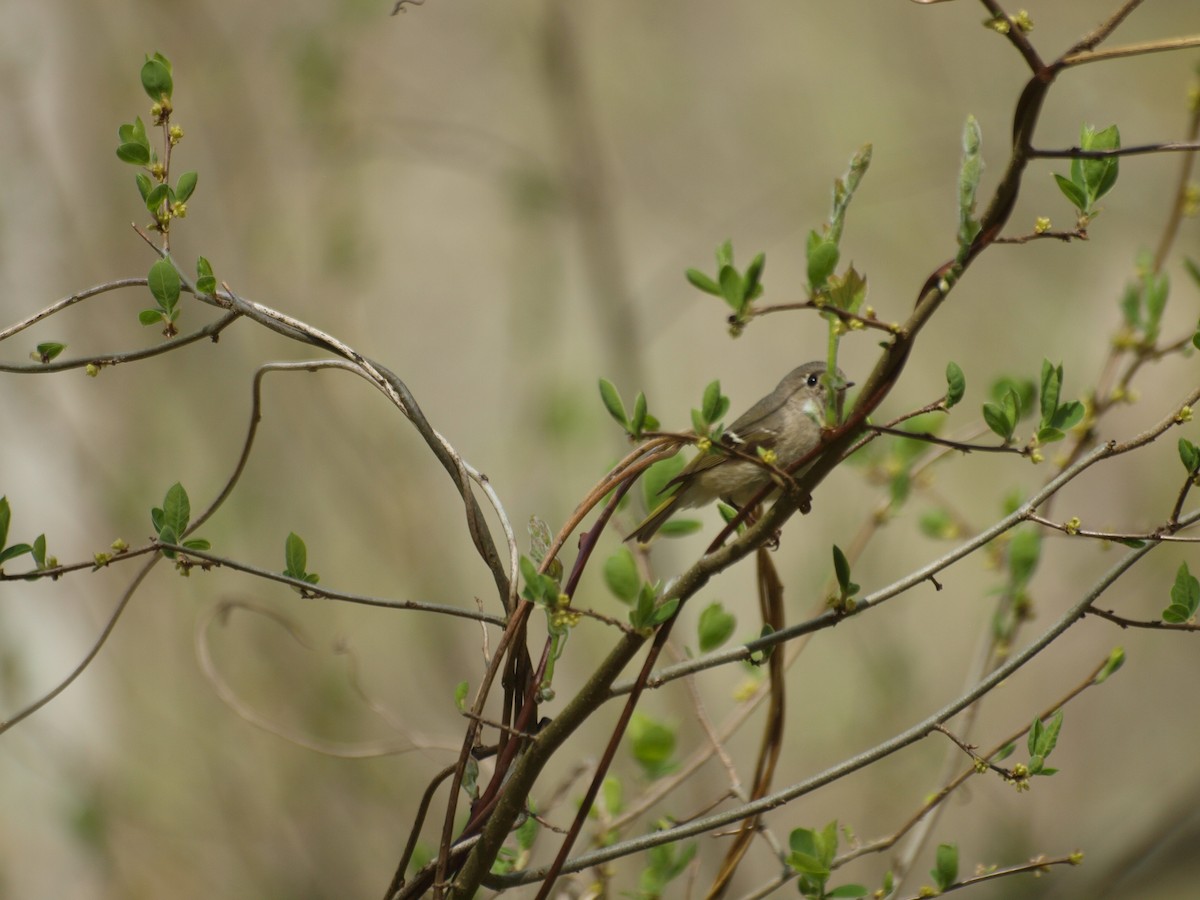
(629, 361, 851, 543)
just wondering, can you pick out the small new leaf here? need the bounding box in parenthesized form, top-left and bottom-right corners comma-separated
(685, 268, 722, 297)
(147, 258, 181, 308)
(1094, 646, 1125, 684)
(806, 232, 840, 292)
(284, 532, 308, 579)
(718, 265, 744, 312)
(145, 182, 171, 213)
(196, 256, 216, 295)
(1081, 123, 1120, 203)
(932, 843, 959, 891)
(1163, 562, 1200, 623)
(1054, 173, 1088, 211)
(982, 401, 1014, 442)
(1178, 438, 1200, 475)
(743, 252, 766, 301)
(598, 378, 628, 428)
(603, 547, 640, 604)
(175, 171, 198, 203)
(832, 545, 852, 594)
(160, 483, 190, 538)
(141, 56, 173, 101)
(945, 361, 966, 408)
(1040, 360, 1062, 423)
(697, 602, 736, 653)
(631, 391, 648, 438)
(701, 380, 726, 424)
(34, 342, 66, 364)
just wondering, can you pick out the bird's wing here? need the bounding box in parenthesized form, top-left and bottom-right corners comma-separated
(662, 421, 781, 491)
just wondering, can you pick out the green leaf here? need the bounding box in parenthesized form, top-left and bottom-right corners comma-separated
(135, 173, 152, 201)
(932, 843, 958, 891)
(31, 534, 46, 569)
(827, 886, 870, 899)
(196, 256, 216, 295)
(806, 232, 840, 291)
(0, 543, 33, 565)
(175, 171, 198, 203)
(982, 401, 1013, 442)
(990, 377, 1033, 418)
(743, 252, 766, 300)
(1179, 438, 1200, 474)
(1143, 272, 1169, 342)
(826, 265, 868, 314)
(1119, 281, 1141, 329)
(630, 391, 648, 437)
(603, 546, 640, 604)
(160, 483, 190, 538)
(1036, 426, 1066, 444)
(139, 309, 165, 326)
(697, 602, 736, 653)
(1080, 124, 1120, 202)
(1, 495, 16, 554)
(642, 452, 686, 510)
(627, 712, 677, 779)
(1008, 527, 1041, 587)
(141, 57, 174, 101)
(1163, 562, 1200, 623)
(147, 259, 181, 308)
(1030, 709, 1063, 759)
(715, 239, 734, 268)
(118, 117, 148, 146)
(144, 182, 170, 212)
(1049, 400, 1085, 432)
(116, 142, 151, 166)
(832, 545, 852, 594)
(1039, 360, 1061, 423)
(454, 681, 469, 712)
(945, 361, 965, 408)
(992, 741, 1016, 763)
(1094, 647, 1125, 684)
(284, 532, 308, 578)
(658, 518, 702, 537)
(649, 597, 679, 626)
(718, 264, 744, 311)
(157, 525, 178, 558)
(515, 805, 538, 850)
(631, 582, 656, 630)
(701, 380, 723, 424)
(35, 342, 66, 363)
(182, 538, 210, 552)
(597, 378, 627, 428)
(685, 268, 722, 296)
(1053, 173, 1088, 211)
(918, 509, 956, 540)
(601, 775, 623, 815)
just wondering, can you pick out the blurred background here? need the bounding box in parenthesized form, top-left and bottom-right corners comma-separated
(1, 0, 1199, 897)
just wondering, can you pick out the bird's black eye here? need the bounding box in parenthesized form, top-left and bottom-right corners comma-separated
(807, 374, 820, 387)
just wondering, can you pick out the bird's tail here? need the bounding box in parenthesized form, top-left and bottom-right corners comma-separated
(627, 494, 680, 544)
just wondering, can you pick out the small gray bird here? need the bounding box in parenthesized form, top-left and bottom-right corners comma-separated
(629, 361, 851, 543)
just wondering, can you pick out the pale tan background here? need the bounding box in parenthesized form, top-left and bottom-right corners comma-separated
(1, 1, 1199, 897)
